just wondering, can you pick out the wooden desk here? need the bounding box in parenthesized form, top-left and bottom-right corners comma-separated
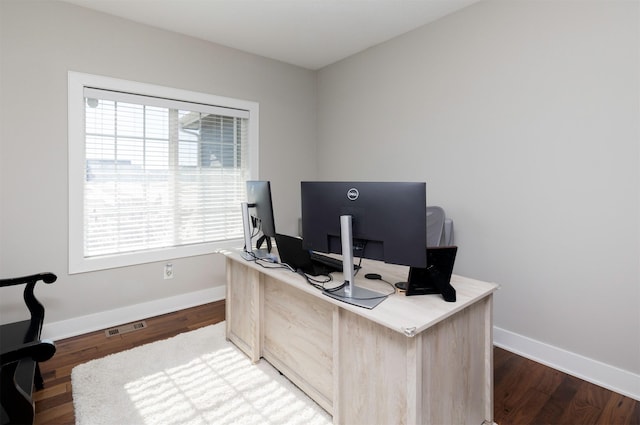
(223, 250, 498, 425)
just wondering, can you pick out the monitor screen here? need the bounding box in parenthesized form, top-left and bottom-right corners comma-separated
(246, 180, 276, 238)
(300, 181, 427, 268)
(242, 180, 276, 258)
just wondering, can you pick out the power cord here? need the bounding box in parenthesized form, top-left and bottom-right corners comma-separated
(363, 273, 396, 296)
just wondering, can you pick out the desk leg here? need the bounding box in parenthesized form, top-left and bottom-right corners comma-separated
(407, 333, 422, 425)
(421, 296, 493, 425)
(225, 258, 262, 362)
(334, 309, 411, 425)
(483, 295, 494, 423)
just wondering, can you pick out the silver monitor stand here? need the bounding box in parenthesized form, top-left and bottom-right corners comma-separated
(322, 215, 387, 309)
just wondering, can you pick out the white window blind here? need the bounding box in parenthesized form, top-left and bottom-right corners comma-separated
(68, 72, 258, 273)
(83, 88, 249, 258)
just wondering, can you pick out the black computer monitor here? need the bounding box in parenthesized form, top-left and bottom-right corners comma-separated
(242, 180, 276, 259)
(301, 181, 427, 308)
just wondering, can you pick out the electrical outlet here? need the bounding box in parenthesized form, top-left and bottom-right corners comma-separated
(164, 263, 173, 279)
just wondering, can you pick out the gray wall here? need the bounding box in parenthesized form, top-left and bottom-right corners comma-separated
(1, 0, 638, 395)
(317, 0, 639, 375)
(0, 0, 316, 323)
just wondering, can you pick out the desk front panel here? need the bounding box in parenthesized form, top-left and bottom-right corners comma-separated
(262, 275, 334, 413)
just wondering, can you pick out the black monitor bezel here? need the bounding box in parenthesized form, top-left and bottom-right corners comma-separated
(246, 180, 276, 238)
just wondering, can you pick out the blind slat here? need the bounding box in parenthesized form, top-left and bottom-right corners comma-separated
(83, 91, 249, 258)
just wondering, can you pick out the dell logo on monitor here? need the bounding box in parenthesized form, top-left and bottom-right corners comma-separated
(347, 188, 359, 201)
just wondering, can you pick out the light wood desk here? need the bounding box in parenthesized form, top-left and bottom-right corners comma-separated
(223, 249, 498, 425)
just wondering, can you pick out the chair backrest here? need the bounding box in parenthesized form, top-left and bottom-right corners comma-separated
(443, 218, 453, 246)
(426, 206, 446, 247)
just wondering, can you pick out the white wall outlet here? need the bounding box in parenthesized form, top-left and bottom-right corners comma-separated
(164, 263, 173, 279)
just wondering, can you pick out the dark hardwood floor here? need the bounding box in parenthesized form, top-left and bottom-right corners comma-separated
(33, 300, 639, 424)
(494, 347, 639, 425)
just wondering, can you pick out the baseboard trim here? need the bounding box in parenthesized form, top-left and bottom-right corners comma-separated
(494, 326, 640, 401)
(43, 286, 226, 341)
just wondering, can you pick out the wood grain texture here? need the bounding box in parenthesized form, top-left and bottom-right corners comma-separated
(493, 347, 640, 425)
(421, 298, 491, 425)
(222, 250, 499, 336)
(224, 251, 496, 424)
(335, 308, 412, 424)
(262, 275, 334, 412)
(31, 301, 639, 425)
(225, 258, 261, 361)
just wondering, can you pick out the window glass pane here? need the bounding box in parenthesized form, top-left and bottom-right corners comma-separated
(86, 99, 115, 135)
(179, 141, 198, 167)
(116, 102, 144, 137)
(83, 91, 248, 259)
(145, 106, 168, 139)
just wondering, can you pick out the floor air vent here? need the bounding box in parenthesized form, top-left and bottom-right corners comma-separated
(105, 320, 147, 337)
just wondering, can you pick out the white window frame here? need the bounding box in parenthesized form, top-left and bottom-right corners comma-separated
(68, 71, 259, 274)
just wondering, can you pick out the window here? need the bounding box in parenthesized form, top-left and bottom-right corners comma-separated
(68, 72, 258, 273)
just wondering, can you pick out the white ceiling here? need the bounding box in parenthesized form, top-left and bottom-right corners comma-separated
(62, 0, 480, 70)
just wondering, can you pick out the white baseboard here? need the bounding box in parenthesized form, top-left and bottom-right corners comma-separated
(493, 326, 640, 401)
(42, 286, 226, 341)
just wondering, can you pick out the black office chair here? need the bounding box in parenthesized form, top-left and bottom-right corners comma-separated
(1, 273, 57, 425)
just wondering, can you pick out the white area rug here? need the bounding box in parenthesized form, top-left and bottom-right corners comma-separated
(71, 322, 332, 425)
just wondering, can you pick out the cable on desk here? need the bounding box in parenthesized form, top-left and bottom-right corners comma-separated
(325, 281, 347, 293)
(252, 253, 379, 298)
(254, 257, 292, 272)
(378, 278, 397, 294)
(362, 273, 396, 297)
(293, 269, 337, 291)
(352, 242, 367, 277)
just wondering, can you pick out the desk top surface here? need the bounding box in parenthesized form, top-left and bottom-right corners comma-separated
(222, 249, 498, 337)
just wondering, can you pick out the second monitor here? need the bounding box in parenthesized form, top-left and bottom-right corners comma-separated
(241, 180, 276, 260)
